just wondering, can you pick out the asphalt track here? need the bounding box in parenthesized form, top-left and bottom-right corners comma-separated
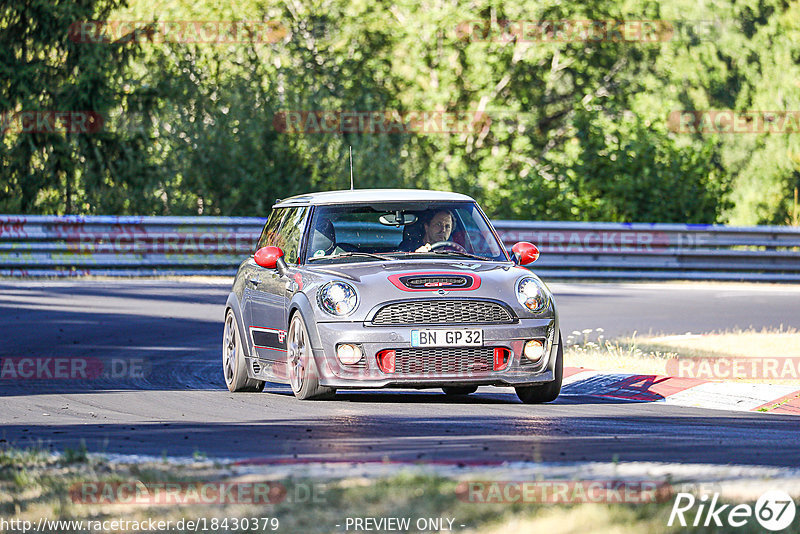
(2, 280, 800, 467)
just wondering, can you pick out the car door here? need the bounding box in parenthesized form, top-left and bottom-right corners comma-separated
(243, 206, 309, 371)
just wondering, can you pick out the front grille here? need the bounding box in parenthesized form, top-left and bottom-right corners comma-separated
(394, 347, 495, 375)
(371, 300, 515, 325)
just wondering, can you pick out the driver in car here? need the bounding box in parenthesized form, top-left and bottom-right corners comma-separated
(415, 210, 454, 252)
(399, 209, 465, 253)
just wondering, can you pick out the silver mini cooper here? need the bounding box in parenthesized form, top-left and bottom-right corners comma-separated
(223, 189, 561, 403)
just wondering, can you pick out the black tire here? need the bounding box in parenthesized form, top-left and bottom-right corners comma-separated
(515, 334, 563, 404)
(287, 312, 336, 400)
(222, 308, 265, 392)
(442, 386, 478, 395)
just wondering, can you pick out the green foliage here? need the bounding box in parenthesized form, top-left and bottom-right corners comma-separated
(1, 0, 798, 222)
(62, 441, 88, 464)
(563, 109, 728, 222)
(0, 0, 165, 214)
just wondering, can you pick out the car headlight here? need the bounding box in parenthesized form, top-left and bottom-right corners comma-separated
(317, 281, 359, 316)
(516, 276, 550, 313)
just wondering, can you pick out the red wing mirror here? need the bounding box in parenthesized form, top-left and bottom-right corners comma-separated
(254, 246, 284, 269)
(512, 242, 539, 265)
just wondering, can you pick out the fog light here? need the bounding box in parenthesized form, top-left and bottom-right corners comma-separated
(524, 339, 545, 362)
(336, 344, 363, 365)
(376, 349, 396, 373)
(493, 348, 511, 371)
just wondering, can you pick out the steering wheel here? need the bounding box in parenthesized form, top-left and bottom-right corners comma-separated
(430, 241, 467, 253)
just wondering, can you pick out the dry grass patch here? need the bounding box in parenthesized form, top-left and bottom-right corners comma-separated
(564, 328, 800, 384)
(638, 328, 800, 359)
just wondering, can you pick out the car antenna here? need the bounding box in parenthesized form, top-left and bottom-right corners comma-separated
(349, 146, 354, 190)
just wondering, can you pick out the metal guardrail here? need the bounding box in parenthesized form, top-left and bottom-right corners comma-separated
(494, 221, 800, 281)
(1, 215, 799, 281)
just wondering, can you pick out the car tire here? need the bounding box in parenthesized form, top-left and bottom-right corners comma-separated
(223, 308, 265, 392)
(287, 312, 336, 400)
(442, 386, 478, 396)
(515, 334, 563, 404)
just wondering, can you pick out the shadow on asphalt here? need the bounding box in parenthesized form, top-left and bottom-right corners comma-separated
(3, 411, 800, 467)
(0, 281, 230, 306)
(0, 293, 225, 396)
(265, 389, 654, 405)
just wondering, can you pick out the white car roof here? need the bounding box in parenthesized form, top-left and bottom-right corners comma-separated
(274, 189, 475, 207)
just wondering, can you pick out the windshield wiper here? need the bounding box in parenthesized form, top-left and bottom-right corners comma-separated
(308, 252, 392, 262)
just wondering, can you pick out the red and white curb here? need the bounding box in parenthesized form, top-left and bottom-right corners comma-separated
(563, 367, 800, 415)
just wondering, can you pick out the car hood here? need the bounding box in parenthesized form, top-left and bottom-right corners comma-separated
(305, 259, 523, 283)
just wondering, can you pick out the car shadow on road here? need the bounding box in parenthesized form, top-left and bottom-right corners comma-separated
(263, 386, 664, 406)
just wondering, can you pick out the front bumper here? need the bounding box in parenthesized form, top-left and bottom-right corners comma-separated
(311, 319, 558, 388)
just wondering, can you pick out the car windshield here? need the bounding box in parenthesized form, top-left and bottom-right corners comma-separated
(303, 201, 508, 263)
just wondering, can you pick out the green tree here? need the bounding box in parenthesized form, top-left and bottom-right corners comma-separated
(0, 0, 162, 214)
(3, 0, 797, 224)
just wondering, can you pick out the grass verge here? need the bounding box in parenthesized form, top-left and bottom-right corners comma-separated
(2, 447, 799, 534)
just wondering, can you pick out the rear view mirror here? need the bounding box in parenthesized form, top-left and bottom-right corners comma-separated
(379, 211, 418, 227)
(254, 246, 286, 270)
(512, 242, 539, 265)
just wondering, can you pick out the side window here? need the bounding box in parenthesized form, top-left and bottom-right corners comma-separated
(275, 207, 308, 264)
(254, 207, 308, 264)
(255, 209, 285, 252)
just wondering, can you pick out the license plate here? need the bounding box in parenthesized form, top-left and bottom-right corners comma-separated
(411, 329, 483, 347)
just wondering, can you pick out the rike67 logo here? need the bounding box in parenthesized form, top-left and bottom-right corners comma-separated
(669, 490, 796, 531)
